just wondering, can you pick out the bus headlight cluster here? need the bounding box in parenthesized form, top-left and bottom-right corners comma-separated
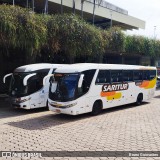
(15, 97, 31, 103)
(61, 102, 77, 108)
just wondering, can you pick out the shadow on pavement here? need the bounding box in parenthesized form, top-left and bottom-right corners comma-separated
(102, 101, 148, 114)
(0, 99, 49, 119)
(6, 113, 90, 130)
(154, 95, 160, 99)
(6, 102, 149, 131)
(0, 98, 11, 108)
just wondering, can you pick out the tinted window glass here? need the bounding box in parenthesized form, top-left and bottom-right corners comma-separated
(49, 73, 79, 102)
(37, 69, 49, 85)
(111, 70, 122, 83)
(28, 75, 40, 94)
(150, 70, 156, 80)
(143, 70, 150, 80)
(52, 68, 56, 74)
(133, 70, 143, 81)
(28, 69, 49, 94)
(123, 70, 133, 82)
(81, 70, 96, 93)
(96, 70, 110, 84)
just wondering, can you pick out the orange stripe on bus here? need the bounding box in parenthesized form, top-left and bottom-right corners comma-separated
(139, 81, 150, 88)
(101, 91, 116, 97)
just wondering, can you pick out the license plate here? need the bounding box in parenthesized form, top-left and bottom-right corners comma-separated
(55, 109, 61, 113)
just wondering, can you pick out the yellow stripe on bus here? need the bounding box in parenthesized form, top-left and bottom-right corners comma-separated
(145, 78, 156, 89)
(107, 92, 122, 100)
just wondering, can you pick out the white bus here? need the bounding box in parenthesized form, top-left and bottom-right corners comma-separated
(3, 63, 66, 109)
(48, 63, 157, 115)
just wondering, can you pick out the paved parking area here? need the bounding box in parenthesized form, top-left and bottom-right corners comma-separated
(1, 90, 160, 160)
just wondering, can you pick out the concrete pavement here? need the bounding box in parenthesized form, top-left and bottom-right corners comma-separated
(0, 90, 160, 160)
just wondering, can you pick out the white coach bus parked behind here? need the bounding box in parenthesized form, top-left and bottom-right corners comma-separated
(48, 63, 157, 115)
(3, 63, 67, 109)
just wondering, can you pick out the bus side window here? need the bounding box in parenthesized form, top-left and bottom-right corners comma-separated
(149, 70, 156, 80)
(111, 70, 122, 83)
(81, 69, 96, 94)
(28, 75, 39, 94)
(37, 69, 50, 86)
(133, 70, 143, 81)
(52, 69, 56, 74)
(143, 70, 150, 80)
(95, 70, 110, 84)
(28, 69, 50, 94)
(123, 70, 133, 82)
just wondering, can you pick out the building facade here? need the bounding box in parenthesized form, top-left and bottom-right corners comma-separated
(0, 0, 147, 95)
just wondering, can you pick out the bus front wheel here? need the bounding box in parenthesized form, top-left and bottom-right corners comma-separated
(136, 93, 143, 105)
(91, 101, 102, 115)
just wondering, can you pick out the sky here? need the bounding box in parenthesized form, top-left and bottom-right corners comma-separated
(105, 0, 160, 39)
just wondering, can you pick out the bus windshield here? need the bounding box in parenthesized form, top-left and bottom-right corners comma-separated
(10, 72, 31, 97)
(49, 73, 79, 102)
(10, 69, 49, 97)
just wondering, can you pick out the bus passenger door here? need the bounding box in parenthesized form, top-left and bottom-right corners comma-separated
(26, 75, 40, 109)
(38, 70, 50, 107)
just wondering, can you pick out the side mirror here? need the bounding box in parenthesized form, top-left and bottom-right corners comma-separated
(78, 74, 84, 88)
(3, 73, 12, 83)
(23, 73, 36, 86)
(43, 74, 54, 86)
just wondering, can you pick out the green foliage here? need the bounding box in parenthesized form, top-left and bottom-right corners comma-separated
(0, 5, 48, 59)
(125, 35, 160, 57)
(125, 35, 145, 54)
(0, 5, 108, 62)
(105, 27, 125, 52)
(47, 14, 107, 61)
(1, 4, 160, 63)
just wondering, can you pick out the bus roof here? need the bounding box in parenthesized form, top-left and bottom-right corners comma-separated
(54, 63, 156, 73)
(14, 63, 67, 72)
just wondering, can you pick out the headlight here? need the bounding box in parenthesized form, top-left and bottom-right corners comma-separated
(49, 102, 77, 108)
(15, 97, 31, 103)
(61, 102, 77, 108)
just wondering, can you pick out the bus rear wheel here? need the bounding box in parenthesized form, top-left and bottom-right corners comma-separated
(91, 101, 102, 115)
(136, 93, 143, 105)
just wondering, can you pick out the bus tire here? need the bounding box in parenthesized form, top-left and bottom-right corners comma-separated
(91, 100, 102, 115)
(136, 93, 143, 105)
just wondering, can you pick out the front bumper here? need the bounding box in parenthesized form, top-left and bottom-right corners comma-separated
(48, 103, 77, 115)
